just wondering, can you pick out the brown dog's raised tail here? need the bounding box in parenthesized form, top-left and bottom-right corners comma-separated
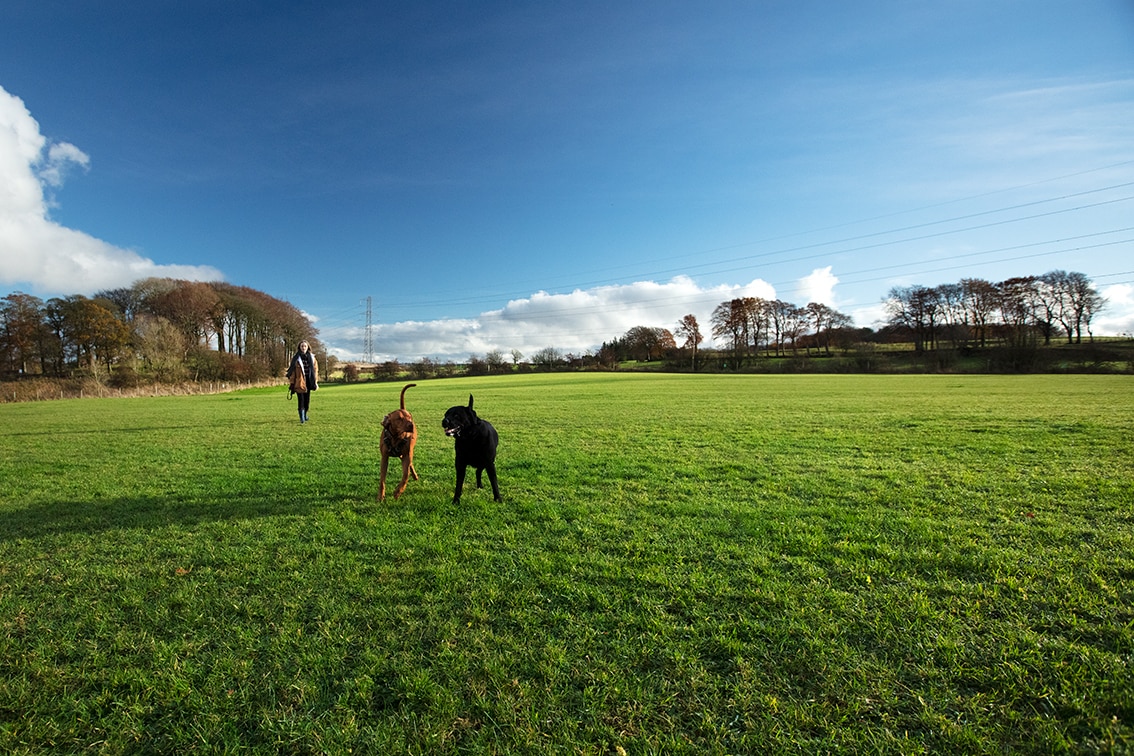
(380, 383, 420, 501)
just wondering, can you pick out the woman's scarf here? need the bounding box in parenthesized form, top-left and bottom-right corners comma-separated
(288, 352, 318, 396)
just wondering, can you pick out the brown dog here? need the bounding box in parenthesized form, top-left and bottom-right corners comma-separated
(379, 383, 418, 500)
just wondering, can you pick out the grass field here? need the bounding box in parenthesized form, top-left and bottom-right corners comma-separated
(1, 373, 1132, 754)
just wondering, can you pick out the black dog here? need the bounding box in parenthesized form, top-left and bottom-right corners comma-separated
(441, 394, 501, 504)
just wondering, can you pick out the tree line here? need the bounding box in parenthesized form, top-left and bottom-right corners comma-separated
(0, 279, 323, 385)
(883, 270, 1104, 352)
(595, 269, 1107, 369)
(590, 298, 852, 370)
(2, 268, 1113, 388)
(351, 269, 1115, 381)
(462, 270, 1110, 375)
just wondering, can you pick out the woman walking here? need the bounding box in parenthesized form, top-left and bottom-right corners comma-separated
(286, 340, 319, 423)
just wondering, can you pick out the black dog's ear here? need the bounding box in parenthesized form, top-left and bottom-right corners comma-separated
(467, 394, 474, 409)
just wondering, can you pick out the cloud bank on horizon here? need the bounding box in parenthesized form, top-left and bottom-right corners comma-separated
(323, 267, 855, 363)
(322, 276, 788, 363)
(0, 86, 223, 296)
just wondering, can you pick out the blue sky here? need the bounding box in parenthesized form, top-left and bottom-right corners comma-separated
(2, 1, 1133, 361)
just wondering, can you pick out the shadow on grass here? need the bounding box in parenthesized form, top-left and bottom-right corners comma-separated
(0, 490, 329, 543)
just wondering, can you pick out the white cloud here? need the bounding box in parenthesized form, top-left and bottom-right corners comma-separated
(331, 264, 1134, 362)
(0, 85, 223, 296)
(1097, 283, 1134, 337)
(323, 274, 786, 362)
(845, 301, 890, 330)
(796, 266, 838, 306)
(38, 141, 90, 188)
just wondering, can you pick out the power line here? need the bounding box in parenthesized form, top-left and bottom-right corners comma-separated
(325, 162, 1134, 352)
(370, 184, 1134, 315)
(440, 235, 1134, 324)
(1087, 270, 1134, 280)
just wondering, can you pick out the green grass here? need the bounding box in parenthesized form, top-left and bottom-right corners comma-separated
(1, 374, 1132, 754)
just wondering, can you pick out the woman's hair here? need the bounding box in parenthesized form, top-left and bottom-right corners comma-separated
(298, 341, 310, 350)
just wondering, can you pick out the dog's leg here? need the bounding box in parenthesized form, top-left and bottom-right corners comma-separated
(475, 468, 484, 489)
(486, 463, 502, 502)
(453, 463, 467, 504)
(394, 456, 412, 499)
(393, 436, 418, 499)
(379, 453, 390, 501)
(406, 441, 419, 482)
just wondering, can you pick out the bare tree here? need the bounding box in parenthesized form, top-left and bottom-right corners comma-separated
(1064, 271, 1104, 344)
(531, 346, 564, 371)
(804, 302, 852, 354)
(884, 286, 941, 352)
(961, 278, 997, 348)
(780, 302, 809, 354)
(769, 299, 803, 355)
(935, 284, 968, 348)
(711, 299, 748, 365)
(410, 357, 435, 380)
(996, 277, 1041, 348)
(485, 349, 507, 374)
(1082, 287, 1105, 341)
(739, 297, 771, 356)
(1034, 272, 1068, 345)
(467, 355, 488, 376)
(675, 313, 703, 370)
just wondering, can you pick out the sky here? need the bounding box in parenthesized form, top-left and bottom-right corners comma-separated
(2, 1, 1133, 362)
